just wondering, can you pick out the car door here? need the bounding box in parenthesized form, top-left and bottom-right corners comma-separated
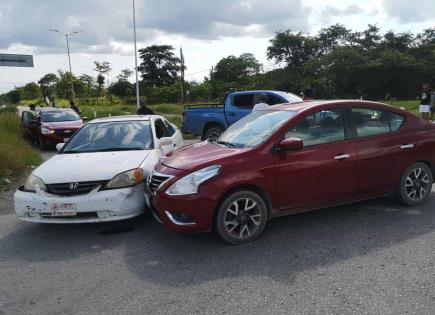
(350, 107, 411, 196)
(274, 107, 358, 210)
(154, 118, 175, 154)
(21, 111, 38, 140)
(162, 118, 183, 149)
(225, 93, 255, 126)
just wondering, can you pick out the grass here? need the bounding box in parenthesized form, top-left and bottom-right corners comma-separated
(385, 100, 419, 114)
(0, 109, 42, 190)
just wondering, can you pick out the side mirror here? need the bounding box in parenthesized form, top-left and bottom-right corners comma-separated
(56, 143, 65, 152)
(82, 116, 89, 122)
(158, 137, 172, 148)
(277, 137, 303, 152)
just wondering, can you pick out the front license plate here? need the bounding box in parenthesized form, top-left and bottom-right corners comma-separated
(51, 203, 76, 216)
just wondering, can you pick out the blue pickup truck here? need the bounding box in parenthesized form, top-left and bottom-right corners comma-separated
(182, 90, 302, 140)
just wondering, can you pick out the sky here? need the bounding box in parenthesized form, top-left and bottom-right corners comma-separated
(0, 0, 434, 93)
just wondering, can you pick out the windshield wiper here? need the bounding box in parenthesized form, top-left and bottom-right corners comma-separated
(64, 147, 144, 153)
(216, 141, 235, 148)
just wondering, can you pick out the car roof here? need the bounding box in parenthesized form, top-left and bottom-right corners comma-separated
(39, 107, 75, 112)
(88, 114, 164, 124)
(231, 90, 297, 95)
(268, 100, 407, 114)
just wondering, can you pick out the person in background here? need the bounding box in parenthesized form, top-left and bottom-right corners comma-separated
(252, 93, 269, 112)
(29, 104, 36, 113)
(137, 100, 155, 115)
(69, 100, 81, 115)
(419, 84, 431, 120)
(303, 86, 315, 101)
(430, 86, 435, 121)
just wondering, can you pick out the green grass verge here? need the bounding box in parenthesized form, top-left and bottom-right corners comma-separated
(0, 110, 42, 189)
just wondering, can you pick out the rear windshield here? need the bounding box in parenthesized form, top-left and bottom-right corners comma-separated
(41, 110, 81, 122)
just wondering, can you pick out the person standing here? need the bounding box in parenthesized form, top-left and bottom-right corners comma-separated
(252, 93, 269, 112)
(69, 100, 81, 115)
(137, 100, 155, 115)
(419, 84, 431, 120)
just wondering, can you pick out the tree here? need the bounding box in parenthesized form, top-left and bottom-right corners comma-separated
(94, 61, 112, 97)
(267, 30, 318, 67)
(20, 82, 42, 100)
(138, 45, 181, 87)
(38, 73, 59, 99)
(211, 53, 262, 83)
(117, 68, 133, 82)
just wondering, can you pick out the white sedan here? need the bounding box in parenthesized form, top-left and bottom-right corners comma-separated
(14, 115, 184, 223)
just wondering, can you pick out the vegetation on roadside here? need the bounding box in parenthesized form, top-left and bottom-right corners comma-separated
(0, 108, 42, 189)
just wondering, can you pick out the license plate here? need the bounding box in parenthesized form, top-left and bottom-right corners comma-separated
(51, 203, 76, 216)
(63, 138, 70, 142)
(144, 193, 151, 208)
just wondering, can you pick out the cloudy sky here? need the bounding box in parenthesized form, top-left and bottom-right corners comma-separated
(0, 0, 434, 93)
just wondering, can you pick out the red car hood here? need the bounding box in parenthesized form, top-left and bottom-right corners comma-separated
(42, 120, 83, 129)
(162, 141, 249, 171)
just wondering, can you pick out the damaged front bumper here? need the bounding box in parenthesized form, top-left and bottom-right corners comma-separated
(14, 183, 146, 223)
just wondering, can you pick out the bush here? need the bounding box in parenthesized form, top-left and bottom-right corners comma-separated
(0, 112, 41, 188)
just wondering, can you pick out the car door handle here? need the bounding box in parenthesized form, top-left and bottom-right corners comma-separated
(400, 144, 414, 149)
(334, 154, 351, 161)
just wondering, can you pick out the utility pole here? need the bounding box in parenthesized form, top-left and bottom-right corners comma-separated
(132, 0, 140, 110)
(180, 47, 185, 104)
(50, 29, 81, 101)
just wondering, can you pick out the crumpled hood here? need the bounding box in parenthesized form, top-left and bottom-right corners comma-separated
(161, 141, 249, 171)
(33, 151, 151, 184)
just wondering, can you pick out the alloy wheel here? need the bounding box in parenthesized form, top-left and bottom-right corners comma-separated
(223, 197, 262, 239)
(405, 167, 431, 201)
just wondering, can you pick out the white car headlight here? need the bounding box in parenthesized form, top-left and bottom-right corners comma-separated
(41, 127, 54, 135)
(166, 165, 221, 196)
(24, 175, 46, 192)
(105, 168, 144, 189)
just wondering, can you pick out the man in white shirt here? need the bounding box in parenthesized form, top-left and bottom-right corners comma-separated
(252, 93, 269, 112)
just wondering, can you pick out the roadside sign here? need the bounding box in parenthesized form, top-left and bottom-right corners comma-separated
(0, 53, 34, 67)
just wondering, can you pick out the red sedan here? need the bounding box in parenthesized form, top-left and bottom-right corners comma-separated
(21, 108, 83, 150)
(148, 100, 435, 244)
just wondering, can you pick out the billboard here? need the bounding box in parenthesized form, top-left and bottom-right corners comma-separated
(0, 53, 34, 67)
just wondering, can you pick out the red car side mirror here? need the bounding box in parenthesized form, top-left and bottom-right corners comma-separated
(278, 137, 303, 151)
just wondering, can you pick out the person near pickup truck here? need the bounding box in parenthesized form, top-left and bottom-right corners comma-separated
(137, 100, 155, 115)
(252, 93, 269, 112)
(419, 84, 431, 120)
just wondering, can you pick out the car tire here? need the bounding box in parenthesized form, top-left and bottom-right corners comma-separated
(215, 190, 268, 245)
(203, 125, 224, 141)
(398, 162, 433, 206)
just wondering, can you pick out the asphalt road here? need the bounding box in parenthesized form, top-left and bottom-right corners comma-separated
(1, 148, 435, 314)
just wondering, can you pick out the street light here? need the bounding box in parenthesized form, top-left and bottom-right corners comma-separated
(50, 29, 82, 101)
(132, 0, 140, 110)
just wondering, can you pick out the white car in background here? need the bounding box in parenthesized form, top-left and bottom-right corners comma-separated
(14, 115, 184, 223)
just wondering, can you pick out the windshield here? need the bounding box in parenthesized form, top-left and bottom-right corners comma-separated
(217, 110, 295, 148)
(41, 110, 81, 122)
(62, 121, 153, 153)
(276, 91, 303, 103)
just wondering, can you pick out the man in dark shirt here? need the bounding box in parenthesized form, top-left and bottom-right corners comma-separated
(69, 100, 81, 115)
(419, 84, 431, 120)
(137, 101, 155, 115)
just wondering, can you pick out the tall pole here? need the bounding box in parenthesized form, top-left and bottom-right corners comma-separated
(133, 0, 140, 110)
(50, 29, 81, 102)
(180, 47, 185, 104)
(65, 34, 75, 101)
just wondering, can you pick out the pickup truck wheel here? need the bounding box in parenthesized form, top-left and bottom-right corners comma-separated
(203, 126, 224, 141)
(215, 190, 267, 245)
